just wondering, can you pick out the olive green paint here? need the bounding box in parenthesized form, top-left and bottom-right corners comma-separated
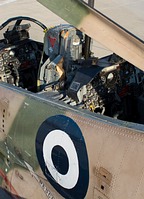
(7, 95, 67, 170)
(37, 0, 89, 27)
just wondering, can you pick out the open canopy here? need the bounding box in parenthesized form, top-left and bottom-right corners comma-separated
(92, 0, 144, 41)
(37, 0, 144, 71)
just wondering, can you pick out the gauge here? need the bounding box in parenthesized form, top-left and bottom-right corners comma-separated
(107, 73, 114, 81)
(2, 51, 9, 59)
(3, 60, 8, 66)
(9, 50, 15, 57)
(106, 72, 118, 87)
(100, 75, 106, 84)
(14, 59, 20, 67)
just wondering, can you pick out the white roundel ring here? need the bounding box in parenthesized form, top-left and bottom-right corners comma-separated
(43, 129, 79, 189)
(36, 115, 89, 199)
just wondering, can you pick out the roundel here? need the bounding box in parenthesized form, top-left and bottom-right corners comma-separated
(35, 115, 89, 199)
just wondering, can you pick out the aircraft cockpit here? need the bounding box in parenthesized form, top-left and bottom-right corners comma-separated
(0, 16, 144, 124)
(0, 17, 46, 92)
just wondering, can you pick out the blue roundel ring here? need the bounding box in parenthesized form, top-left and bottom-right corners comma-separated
(36, 115, 89, 199)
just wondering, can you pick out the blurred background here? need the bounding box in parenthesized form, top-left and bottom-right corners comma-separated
(1, 0, 144, 57)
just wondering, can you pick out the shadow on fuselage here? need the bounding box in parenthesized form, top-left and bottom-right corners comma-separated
(0, 188, 25, 199)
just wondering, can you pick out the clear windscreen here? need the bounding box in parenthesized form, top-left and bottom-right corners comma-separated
(82, 0, 144, 41)
(0, 19, 45, 43)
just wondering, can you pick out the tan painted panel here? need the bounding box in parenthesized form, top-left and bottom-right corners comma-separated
(66, 112, 144, 199)
(6, 168, 47, 198)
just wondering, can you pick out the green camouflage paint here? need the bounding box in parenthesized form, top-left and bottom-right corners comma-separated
(37, 0, 89, 27)
(6, 94, 67, 170)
